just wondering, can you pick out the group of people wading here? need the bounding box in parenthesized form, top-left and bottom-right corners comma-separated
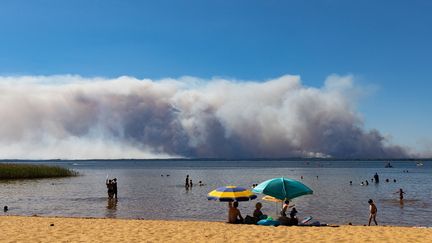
(106, 178, 118, 199)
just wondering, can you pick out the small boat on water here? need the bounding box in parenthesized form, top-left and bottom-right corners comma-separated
(416, 161, 424, 167)
(384, 162, 393, 168)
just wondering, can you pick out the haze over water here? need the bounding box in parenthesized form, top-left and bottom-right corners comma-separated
(1, 160, 431, 226)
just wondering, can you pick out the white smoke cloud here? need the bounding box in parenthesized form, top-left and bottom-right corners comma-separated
(0, 74, 410, 159)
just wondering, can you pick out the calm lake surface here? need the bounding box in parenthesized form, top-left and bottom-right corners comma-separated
(1, 160, 431, 226)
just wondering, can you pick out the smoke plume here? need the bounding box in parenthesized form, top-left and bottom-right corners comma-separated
(0, 74, 409, 159)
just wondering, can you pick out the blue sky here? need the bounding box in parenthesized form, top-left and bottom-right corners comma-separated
(0, 0, 431, 151)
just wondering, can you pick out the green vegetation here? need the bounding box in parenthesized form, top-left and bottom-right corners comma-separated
(0, 163, 78, 180)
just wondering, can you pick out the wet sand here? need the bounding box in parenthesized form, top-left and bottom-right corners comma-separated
(0, 216, 431, 242)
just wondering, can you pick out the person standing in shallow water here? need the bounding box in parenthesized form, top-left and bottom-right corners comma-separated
(106, 179, 114, 198)
(368, 199, 378, 226)
(374, 173, 380, 183)
(396, 188, 405, 200)
(185, 175, 189, 188)
(112, 178, 118, 198)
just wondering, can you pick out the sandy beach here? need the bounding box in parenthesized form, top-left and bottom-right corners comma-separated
(0, 216, 430, 243)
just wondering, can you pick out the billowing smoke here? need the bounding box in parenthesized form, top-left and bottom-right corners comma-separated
(0, 74, 409, 159)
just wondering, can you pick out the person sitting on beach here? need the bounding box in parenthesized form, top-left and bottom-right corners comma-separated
(106, 179, 114, 198)
(228, 201, 243, 224)
(289, 207, 298, 225)
(368, 199, 378, 226)
(198, 181, 205, 186)
(244, 202, 267, 224)
(396, 188, 405, 200)
(253, 202, 267, 219)
(280, 200, 294, 217)
(278, 200, 296, 225)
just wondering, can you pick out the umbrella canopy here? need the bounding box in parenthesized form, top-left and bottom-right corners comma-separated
(262, 195, 283, 215)
(262, 195, 283, 203)
(253, 177, 313, 200)
(207, 186, 257, 202)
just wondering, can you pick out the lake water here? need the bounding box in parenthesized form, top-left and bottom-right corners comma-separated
(1, 160, 431, 226)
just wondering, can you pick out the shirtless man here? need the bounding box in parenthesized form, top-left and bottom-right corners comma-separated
(228, 201, 243, 224)
(112, 178, 118, 198)
(106, 179, 114, 199)
(368, 199, 378, 226)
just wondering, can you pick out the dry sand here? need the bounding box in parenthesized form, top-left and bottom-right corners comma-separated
(0, 216, 431, 243)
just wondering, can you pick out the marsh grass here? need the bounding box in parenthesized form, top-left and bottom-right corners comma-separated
(0, 163, 78, 180)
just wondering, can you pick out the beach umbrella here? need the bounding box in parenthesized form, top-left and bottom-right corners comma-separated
(262, 195, 282, 203)
(262, 195, 283, 215)
(207, 186, 257, 202)
(253, 177, 313, 200)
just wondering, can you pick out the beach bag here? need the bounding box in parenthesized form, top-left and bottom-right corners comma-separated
(257, 217, 280, 227)
(244, 215, 258, 224)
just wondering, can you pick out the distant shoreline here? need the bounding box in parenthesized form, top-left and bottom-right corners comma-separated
(0, 158, 430, 162)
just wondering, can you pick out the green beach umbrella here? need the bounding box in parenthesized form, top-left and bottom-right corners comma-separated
(252, 177, 313, 200)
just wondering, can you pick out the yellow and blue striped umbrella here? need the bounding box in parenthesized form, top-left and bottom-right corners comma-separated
(207, 186, 257, 202)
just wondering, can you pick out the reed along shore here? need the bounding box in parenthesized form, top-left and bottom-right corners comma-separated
(0, 163, 77, 180)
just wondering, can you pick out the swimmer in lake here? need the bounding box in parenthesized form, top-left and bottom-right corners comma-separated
(396, 188, 405, 200)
